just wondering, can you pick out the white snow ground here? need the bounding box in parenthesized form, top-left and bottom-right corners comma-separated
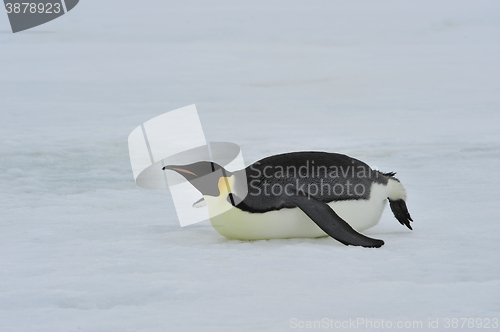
(1, 1, 499, 331)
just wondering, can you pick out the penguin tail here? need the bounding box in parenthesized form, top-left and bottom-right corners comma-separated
(387, 178, 413, 230)
(382, 171, 397, 177)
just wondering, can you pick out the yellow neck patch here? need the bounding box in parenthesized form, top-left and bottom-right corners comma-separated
(217, 176, 234, 197)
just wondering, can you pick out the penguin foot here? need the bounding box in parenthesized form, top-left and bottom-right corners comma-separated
(389, 199, 413, 230)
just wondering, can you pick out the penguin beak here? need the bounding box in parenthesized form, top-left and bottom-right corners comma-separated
(162, 165, 198, 176)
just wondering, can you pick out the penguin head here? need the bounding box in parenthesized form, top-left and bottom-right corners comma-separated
(163, 161, 232, 197)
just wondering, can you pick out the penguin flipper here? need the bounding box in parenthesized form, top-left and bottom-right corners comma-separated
(284, 195, 384, 248)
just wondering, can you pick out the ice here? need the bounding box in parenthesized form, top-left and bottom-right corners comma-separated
(1, 1, 499, 331)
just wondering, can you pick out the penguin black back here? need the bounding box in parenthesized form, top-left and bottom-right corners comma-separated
(234, 151, 392, 213)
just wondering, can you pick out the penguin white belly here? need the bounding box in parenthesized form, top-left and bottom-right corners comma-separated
(205, 183, 389, 241)
(328, 183, 389, 232)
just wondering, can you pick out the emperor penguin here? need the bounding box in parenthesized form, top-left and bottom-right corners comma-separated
(163, 151, 413, 248)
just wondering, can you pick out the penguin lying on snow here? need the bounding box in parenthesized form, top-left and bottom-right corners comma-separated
(163, 152, 413, 248)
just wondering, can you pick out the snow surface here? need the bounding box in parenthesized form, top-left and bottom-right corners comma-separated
(1, 1, 499, 331)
